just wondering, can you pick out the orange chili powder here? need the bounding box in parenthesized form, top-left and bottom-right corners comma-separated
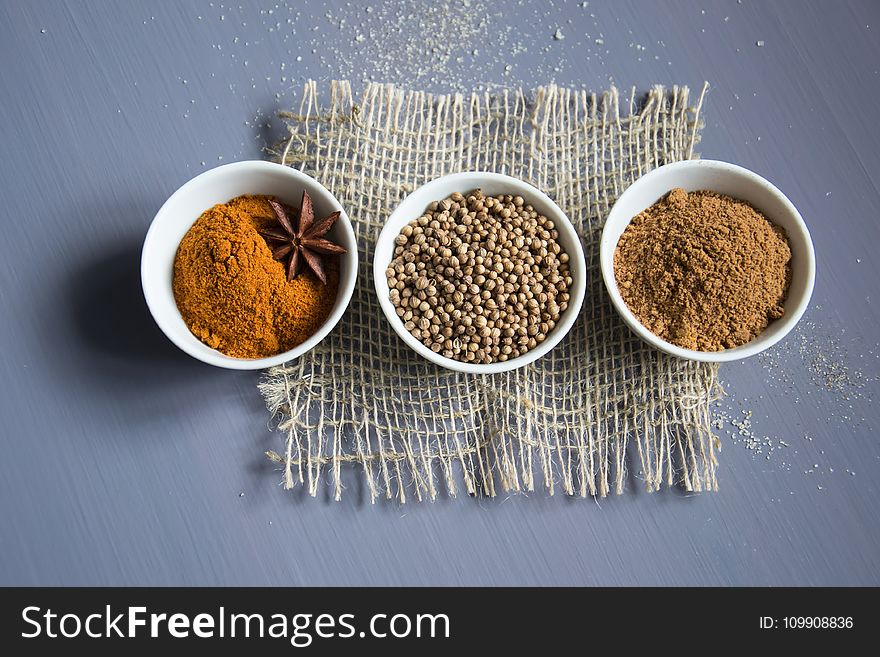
(172, 194, 339, 359)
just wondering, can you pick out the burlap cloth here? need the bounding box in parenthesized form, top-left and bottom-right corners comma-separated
(262, 80, 722, 503)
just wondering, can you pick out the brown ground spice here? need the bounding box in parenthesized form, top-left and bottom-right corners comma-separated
(173, 195, 339, 359)
(613, 188, 791, 351)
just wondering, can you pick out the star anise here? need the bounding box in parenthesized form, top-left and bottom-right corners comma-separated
(258, 190, 347, 284)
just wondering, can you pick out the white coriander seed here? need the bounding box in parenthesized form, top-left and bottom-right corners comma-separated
(387, 189, 572, 364)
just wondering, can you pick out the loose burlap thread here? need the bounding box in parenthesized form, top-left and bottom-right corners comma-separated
(261, 80, 722, 503)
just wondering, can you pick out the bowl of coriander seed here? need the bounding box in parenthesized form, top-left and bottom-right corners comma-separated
(374, 172, 587, 373)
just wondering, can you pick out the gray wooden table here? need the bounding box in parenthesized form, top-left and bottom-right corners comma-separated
(1, 0, 877, 586)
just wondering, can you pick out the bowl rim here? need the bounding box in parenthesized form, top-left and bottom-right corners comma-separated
(372, 171, 588, 373)
(141, 160, 358, 370)
(599, 159, 816, 362)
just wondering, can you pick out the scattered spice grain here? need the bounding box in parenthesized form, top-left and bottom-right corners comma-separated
(613, 188, 791, 351)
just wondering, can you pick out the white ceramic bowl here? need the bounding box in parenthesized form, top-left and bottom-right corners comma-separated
(373, 172, 587, 373)
(142, 160, 357, 370)
(600, 159, 815, 362)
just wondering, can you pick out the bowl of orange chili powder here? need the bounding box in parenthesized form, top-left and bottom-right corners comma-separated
(142, 161, 357, 369)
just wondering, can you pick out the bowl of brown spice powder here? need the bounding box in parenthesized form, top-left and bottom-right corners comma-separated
(142, 161, 357, 369)
(600, 159, 815, 362)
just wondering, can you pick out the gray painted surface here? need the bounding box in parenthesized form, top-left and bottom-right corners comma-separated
(0, 0, 878, 586)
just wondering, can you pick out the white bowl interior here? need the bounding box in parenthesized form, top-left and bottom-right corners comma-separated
(373, 172, 587, 373)
(600, 160, 815, 362)
(142, 161, 357, 370)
